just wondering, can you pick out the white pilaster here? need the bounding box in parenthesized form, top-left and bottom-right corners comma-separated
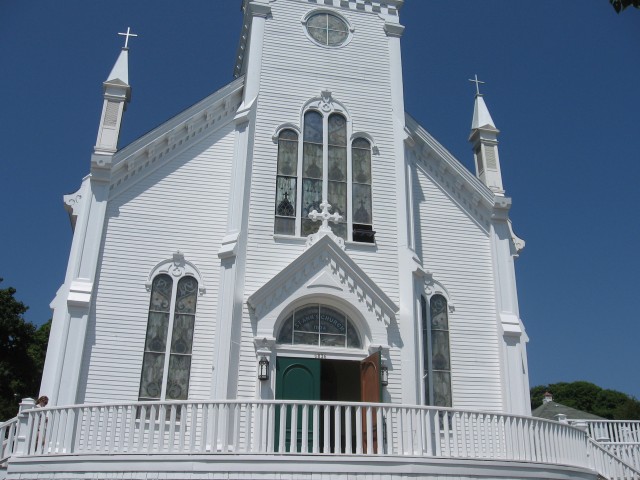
(40, 44, 131, 406)
(490, 198, 530, 415)
(384, 19, 421, 408)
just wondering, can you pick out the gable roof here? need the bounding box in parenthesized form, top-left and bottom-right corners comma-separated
(532, 401, 604, 421)
(247, 235, 399, 326)
(404, 113, 496, 210)
(106, 76, 245, 198)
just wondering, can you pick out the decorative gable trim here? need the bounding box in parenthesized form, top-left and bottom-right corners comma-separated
(247, 235, 398, 327)
(106, 77, 245, 199)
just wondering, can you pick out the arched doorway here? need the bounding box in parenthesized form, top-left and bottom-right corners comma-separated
(274, 303, 381, 452)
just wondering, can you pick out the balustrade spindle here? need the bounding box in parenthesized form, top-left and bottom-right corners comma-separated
(334, 405, 341, 454)
(323, 405, 330, 454)
(301, 404, 309, 454)
(345, 406, 352, 455)
(355, 406, 363, 455)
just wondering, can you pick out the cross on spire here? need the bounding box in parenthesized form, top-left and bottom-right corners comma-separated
(118, 27, 138, 49)
(469, 74, 485, 96)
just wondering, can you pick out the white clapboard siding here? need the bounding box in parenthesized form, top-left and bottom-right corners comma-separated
(413, 161, 503, 412)
(236, 3, 402, 400)
(81, 124, 236, 403)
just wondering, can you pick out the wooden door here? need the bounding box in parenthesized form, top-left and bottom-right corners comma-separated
(360, 351, 381, 453)
(275, 357, 320, 452)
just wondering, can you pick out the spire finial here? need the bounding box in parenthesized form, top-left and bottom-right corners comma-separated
(469, 74, 485, 97)
(118, 27, 138, 49)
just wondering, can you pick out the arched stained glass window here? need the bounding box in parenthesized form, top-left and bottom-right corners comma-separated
(273, 101, 375, 243)
(274, 129, 299, 235)
(430, 295, 452, 407)
(277, 304, 361, 349)
(327, 113, 347, 239)
(139, 274, 198, 402)
(352, 138, 374, 243)
(301, 111, 324, 236)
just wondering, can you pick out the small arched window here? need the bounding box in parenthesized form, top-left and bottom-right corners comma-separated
(139, 274, 198, 401)
(277, 304, 361, 348)
(274, 129, 299, 235)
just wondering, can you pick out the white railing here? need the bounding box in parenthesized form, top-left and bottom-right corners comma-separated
(576, 419, 640, 473)
(3, 400, 639, 479)
(579, 420, 640, 444)
(587, 438, 640, 480)
(0, 417, 18, 464)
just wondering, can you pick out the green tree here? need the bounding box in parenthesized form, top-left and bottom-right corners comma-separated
(531, 381, 640, 420)
(610, 0, 640, 13)
(0, 279, 49, 420)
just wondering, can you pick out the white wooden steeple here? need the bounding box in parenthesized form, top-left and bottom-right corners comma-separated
(93, 29, 135, 159)
(468, 75, 504, 195)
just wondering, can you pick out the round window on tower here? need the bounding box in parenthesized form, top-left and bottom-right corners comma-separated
(304, 12, 351, 47)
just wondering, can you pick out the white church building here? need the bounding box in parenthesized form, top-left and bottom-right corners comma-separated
(1, 1, 637, 479)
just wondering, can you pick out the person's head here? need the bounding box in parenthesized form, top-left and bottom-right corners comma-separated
(36, 395, 49, 407)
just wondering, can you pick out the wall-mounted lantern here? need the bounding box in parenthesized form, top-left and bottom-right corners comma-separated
(258, 356, 270, 381)
(380, 364, 389, 387)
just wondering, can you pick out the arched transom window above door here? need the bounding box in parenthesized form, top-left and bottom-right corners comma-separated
(277, 304, 361, 349)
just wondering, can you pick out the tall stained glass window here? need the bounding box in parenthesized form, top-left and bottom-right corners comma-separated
(352, 138, 373, 243)
(139, 274, 198, 402)
(301, 111, 324, 236)
(430, 295, 452, 407)
(327, 114, 347, 239)
(274, 129, 299, 235)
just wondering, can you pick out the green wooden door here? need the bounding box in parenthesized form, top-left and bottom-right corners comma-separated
(275, 357, 320, 452)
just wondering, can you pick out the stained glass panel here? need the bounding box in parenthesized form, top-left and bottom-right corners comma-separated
(327, 28, 348, 46)
(275, 217, 295, 235)
(304, 111, 323, 143)
(302, 178, 322, 218)
(307, 13, 326, 29)
(275, 176, 297, 217)
(303, 143, 323, 178)
(294, 305, 319, 332)
(150, 275, 172, 312)
(320, 334, 344, 347)
(144, 311, 169, 352)
(294, 332, 319, 345)
(301, 218, 320, 236)
(346, 319, 361, 348)
(433, 371, 452, 408)
(431, 331, 450, 371)
(352, 143, 371, 184)
(277, 315, 293, 344)
(327, 13, 348, 33)
(328, 181, 347, 217)
(277, 137, 298, 176)
(328, 146, 346, 181)
(171, 314, 194, 355)
(430, 295, 449, 329)
(352, 184, 372, 224)
(332, 222, 347, 240)
(328, 114, 347, 146)
(319, 306, 346, 335)
(139, 352, 165, 400)
(175, 277, 198, 314)
(166, 355, 191, 400)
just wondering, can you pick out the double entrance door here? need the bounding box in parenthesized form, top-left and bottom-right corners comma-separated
(274, 352, 381, 453)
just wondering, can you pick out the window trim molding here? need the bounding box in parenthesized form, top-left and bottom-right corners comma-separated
(145, 251, 206, 296)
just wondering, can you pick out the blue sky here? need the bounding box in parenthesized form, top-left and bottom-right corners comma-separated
(1, 2, 638, 399)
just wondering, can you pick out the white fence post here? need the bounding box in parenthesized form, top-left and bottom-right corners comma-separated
(13, 398, 36, 456)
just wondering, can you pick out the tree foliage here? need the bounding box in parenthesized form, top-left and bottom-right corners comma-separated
(0, 279, 50, 420)
(531, 381, 640, 420)
(610, 0, 640, 13)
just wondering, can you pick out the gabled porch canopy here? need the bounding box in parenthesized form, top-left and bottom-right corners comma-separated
(247, 236, 398, 348)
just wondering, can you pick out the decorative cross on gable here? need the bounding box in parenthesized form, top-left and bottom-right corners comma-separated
(118, 27, 138, 49)
(305, 202, 345, 250)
